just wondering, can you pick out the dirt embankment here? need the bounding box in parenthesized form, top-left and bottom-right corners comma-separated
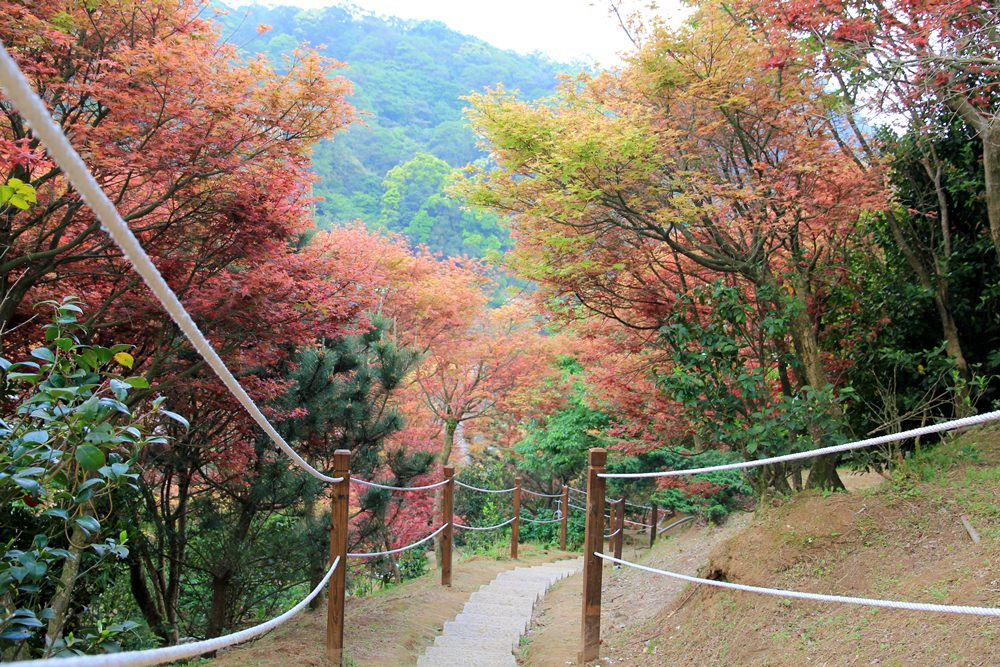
(525, 428, 999, 667)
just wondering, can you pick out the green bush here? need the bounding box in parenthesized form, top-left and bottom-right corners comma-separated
(0, 297, 182, 659)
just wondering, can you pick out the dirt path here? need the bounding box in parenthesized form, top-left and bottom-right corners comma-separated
(517, 514, 753, 666)
(210, 545, 575, 667)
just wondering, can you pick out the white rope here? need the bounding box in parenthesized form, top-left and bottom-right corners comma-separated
(6, 557, 340, 667)
(604, 528, 622, 539)
(658, 516, 694, 535)
(0, 43, 343, 485)
(455, 517, 516, 531)
(568, 486, 586, 495)
(594, 553, 1000, 617)
(623, 518, 652, 528)
(522, 489, 563, 498)
(347, 524, 447, 558)
(520, 516, 562, 525)
(625, 500, 651, 511)
(455, 480, 516, 494)
(352, 477, 449, 491)
(599, 410, 1000, 478)
(568, 502, 587, 512)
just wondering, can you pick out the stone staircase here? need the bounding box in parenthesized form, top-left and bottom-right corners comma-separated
(416, 558, 584, 666)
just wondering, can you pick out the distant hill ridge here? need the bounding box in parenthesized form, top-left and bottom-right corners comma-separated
(217, 2, 571, 259)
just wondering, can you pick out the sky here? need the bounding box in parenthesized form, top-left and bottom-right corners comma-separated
(229, 0, 688, 65)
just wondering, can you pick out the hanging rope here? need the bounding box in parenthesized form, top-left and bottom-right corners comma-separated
(599, 410, 1000, 479)
(454, 517, 516, 531)
(520, 516, 562, 525)
(352, 478, 449, 491)
(5, 557, 340, 667)
(0, 43, 342, 484)
(657, 516, 695, 535)
(455, 480, 517, 494)
(594, 553, 1000, 617)
(522, 489, 563, 498)
(347, 524, 447, 558)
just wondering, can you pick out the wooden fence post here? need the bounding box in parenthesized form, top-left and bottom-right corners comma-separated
(442, 465, 454, 587)
(560, 484, 569, 551)
(649, 503, 658, 549)
(511, 476, 522, 559)
(326, 449, 350, 665)
(578, 448, 606, 665)
(613, 499, 624, 565)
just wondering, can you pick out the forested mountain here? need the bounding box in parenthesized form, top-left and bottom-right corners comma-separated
(217, 3, 569, 258)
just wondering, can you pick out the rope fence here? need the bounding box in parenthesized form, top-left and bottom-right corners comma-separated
(455, 517, 516, 531)
(521, 516, 562, 525)
(599, 410, 1000, 479)
(352, 478, 450, 491)
(522, 488, 563, 498)
(4, 556, 341, 667)
(455, 479, 517, 493)
(657, 516, 694, 535)
(594, 553, 1000, 617)
(347, 524, 447, 558)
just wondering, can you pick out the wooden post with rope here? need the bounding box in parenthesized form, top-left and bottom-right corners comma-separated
(560, 484, 569, 551)
(442, 465, 455, 587)
(578, 448, 606, 665)
(511, 476, 522, 559)
(613, 499, 624, 564)
(649, 503, 658, 548)
(326, 449, 350, 665)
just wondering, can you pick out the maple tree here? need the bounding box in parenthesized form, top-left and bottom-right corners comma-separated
(463, 2, 884, 488)
(746, 0, 1000, 265)
(0, 0, 379, 644)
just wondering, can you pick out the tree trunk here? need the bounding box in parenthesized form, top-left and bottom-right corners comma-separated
(206, 574, 232, 639)
(43, 524, 89, 654)
(441, 418, 457, 466)
(304, 494, 325, 610)
(983, 126, 1000, 266)
(785, 274, 845, 491)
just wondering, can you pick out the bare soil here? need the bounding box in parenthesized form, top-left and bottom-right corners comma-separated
(527, 429, 999, 667)
(209, 545, 575, 667)
(516, 515, 752, 667)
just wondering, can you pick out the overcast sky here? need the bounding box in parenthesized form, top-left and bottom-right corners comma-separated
(228, 0, 688, 65)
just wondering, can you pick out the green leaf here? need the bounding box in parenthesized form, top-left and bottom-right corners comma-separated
(109, 378, 129, 401)
(74, 515, 100, 535)
(31, 349, 54, 368)
(162, 410, 189, 429)
(44, 508, 70, 520)
(7, 372, 41, 383)
(75, 445, 106, 472)
(125, 376, 150, 389)
(12, 477, 41, 494)
(22, 430, 49, 444)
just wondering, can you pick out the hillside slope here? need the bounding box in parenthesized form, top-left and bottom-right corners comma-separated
(216, 3, 570, 258)
(594, 428, 1000, 666)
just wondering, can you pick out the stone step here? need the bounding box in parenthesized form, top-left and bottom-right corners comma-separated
(434, 631, 519, 651)
(460, 601, 535, 618)
(443, 620, 523, 641)
(417, 646, 517, 667)
(416, 559, 583, 666)
(453, 611, 530, 632)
